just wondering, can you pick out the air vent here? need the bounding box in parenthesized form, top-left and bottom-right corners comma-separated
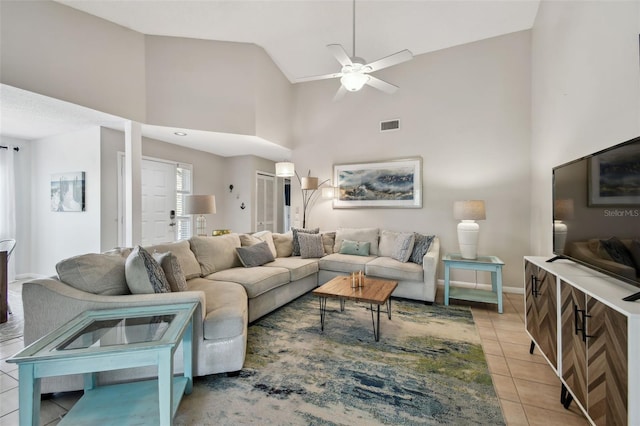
(380, 119, 400, 132)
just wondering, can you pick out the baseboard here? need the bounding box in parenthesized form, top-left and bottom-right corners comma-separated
(436, 279, 523, 295)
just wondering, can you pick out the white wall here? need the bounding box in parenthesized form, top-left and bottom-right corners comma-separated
(530, 0, 640, 255)
(0, 0, 146, 122)
(0, 136, 30, 279)
(31, 127, 102, 276)
(292, 31, 532, 288)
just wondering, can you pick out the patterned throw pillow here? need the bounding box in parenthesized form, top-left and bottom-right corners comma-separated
(298, 233, 325, 259)
(600, 237, 635, 268)
(292, 227, 319, 256)
(153, 251, 188, 292)
(391, 232, 415, 263)
(236, 241, 275, 267)
(321, 232, 336, 254)
(410, 234, 435, 265)
(125, 246, 171, 294)
(339, 240, 371, 256)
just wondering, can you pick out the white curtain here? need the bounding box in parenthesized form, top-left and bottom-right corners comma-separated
(0, 147, 16, 281)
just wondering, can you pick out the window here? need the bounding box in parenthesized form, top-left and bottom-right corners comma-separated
(176, 164, 193, 240)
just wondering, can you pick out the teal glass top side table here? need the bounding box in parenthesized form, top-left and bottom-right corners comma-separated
(443, 253, 504, 313)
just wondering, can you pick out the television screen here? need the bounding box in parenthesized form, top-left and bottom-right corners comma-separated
(552, 136, 640, 291)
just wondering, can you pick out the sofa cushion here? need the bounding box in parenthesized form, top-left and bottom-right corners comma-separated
(146, 240, 201, 280)
(322, 232, 336, 254)
(292, 227, 319, 256)
(152, 251, 188, 292)
(366, 256, 424, 282)
(205, 266, 290, 299)
(236, 241, 275, 267)
(125, 246, 171, 294)
(409, 234, 435, 265)
(298, 233, 325, 258)
(272, 231, 294, 257)
(379, 230, 415, 262)
(190, 234, 242, 275)
(56, 253, 129, 295)
(319, 253, 376, 273)
(252, 231, 278, 258)
(600, 237, 635, 268)
(265, 257, 319, 282)
(187, 278, 247, 340)
(334, 228, 379, 255)
(339, 240, 371, 256)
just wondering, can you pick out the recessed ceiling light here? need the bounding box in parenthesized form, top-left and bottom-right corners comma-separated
(174, 131, 187, 136)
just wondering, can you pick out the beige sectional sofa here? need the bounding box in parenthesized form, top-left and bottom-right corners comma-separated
(22, 228, 439, 393)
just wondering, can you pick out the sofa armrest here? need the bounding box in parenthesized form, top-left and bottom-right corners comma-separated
(422, 237, 440, 301)
(22, 278, 206, 346)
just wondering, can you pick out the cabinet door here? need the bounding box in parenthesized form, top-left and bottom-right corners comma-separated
(525, 261, 558, 368)
(561, 281, 587, 409)
(587, 297, 627, 426)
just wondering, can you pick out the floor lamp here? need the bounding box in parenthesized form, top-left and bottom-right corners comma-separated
(185, 195, 216, 236)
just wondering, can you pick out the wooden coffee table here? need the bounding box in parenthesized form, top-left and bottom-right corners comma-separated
(312, 275, 398, 342)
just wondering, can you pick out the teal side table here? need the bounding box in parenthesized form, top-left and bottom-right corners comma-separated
(443, 253, 504, 313)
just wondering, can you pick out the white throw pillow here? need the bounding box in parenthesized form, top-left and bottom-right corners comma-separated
(125, 246, 171, 294)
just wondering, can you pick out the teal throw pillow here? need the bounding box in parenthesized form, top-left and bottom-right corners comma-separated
(339, 240, 371, 256)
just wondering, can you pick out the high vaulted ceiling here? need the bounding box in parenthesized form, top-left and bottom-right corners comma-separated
(55, 0, 540, 83)
(2, 1, 540, 159)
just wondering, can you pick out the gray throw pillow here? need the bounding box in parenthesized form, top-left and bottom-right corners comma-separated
(153, 251, 188, 292)
(236, 241, 275, 267)
(298, 233, 325, 258)
(292, 227, 319, 256)
(410, 234, 435, 265)
(125, 246, 171, 294)
(391, 232, 415, 263)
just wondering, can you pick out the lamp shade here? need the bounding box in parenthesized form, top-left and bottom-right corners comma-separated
(322, 186, 337, 199)
(301, 177, 319, 190)
(340, 72, 369, 92)
(184, 195, 216, 215)
(275, 162, 295, 177)
(554, 199, 575, 221)
(453, 200, 486, 221)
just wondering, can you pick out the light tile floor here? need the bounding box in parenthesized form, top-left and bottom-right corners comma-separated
(0, 284, 589, 425)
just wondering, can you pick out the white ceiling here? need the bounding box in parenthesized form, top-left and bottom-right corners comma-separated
(1, 0, 540, 160)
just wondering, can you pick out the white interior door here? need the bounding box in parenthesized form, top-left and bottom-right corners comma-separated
(256, 173, 275, 232)
(141, 159, 177, 246)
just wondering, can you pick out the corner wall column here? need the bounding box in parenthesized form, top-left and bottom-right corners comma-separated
(124, 121, 142, 246)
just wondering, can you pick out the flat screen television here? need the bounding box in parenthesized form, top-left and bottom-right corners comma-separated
(552, 136, 640, 301)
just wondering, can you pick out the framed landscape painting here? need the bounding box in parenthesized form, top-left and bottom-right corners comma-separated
(588, 143, 640, 206)
(51, 171, 86, 212)
(333, 158, 422, 208)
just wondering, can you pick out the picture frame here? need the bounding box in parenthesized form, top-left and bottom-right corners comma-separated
(333, 158, 422, 209)
(51, 172, 86, 212)
(588, 143, 640, 206)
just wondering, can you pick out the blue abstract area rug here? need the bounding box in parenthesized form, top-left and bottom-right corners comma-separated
(175, 293, 504, 425)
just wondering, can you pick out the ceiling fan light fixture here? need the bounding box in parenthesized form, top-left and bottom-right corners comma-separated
(341, 72, 369, 92)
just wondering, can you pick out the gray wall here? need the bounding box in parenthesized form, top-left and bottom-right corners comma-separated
(292, 31, 532, 288)
(530, 0, 640, 255)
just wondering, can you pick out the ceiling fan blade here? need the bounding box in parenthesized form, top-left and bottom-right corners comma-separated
(333, 85, 347, 102)
(365, 49, 413, 72)
(365, 76, 399, 94)
(327, 44, 353, 67)
(297, 72, 343, 83)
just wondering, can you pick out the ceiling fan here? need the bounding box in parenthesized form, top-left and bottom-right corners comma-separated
(298, 0, 413, 100)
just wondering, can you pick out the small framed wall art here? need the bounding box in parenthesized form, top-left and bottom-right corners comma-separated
(333, 157, 422, 209)
(51, 171, 86, 212)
